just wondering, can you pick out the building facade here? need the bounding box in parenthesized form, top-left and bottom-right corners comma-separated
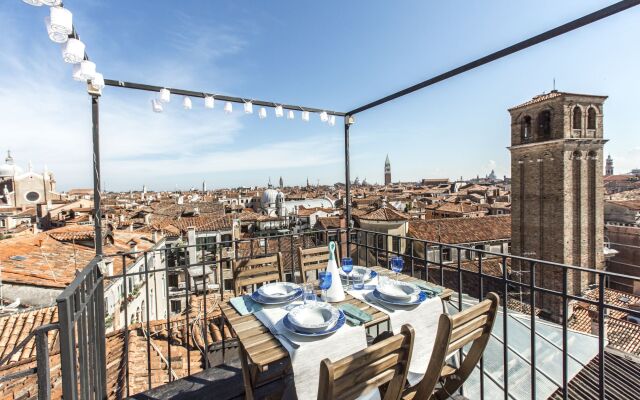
(508, 91, 607, 317)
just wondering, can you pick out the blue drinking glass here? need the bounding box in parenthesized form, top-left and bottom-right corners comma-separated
(318, 271, 332, 301)
(391, 256, 404, 281)
(341, 257, 353, 289)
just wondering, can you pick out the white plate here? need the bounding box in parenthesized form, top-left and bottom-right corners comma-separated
(376, 281, 420, 302)
(288, 303, 340, 333)
(257, 282, 300, 300)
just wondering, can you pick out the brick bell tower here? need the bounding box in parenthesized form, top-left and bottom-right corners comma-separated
(508, 90, 607, 319)
(384, 155, 391, 186)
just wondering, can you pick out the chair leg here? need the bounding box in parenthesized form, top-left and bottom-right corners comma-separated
(239, 343, 255, 400)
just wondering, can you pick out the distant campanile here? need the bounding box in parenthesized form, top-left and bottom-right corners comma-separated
(384, 155, 391, 185)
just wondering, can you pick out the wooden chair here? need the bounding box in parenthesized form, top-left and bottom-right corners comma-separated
(232, 252, 284, 296)
(318, 324, 415, 400)
(402, 292, 499, 400)
(297, 246, 330, 283)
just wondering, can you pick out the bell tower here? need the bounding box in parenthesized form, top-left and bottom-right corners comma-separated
(384, 155, 391, 186)
(508, 90, 608, 318)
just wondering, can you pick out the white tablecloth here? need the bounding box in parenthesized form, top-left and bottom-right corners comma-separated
(347, 276, 444, 386)
(254, 301, 369, 399)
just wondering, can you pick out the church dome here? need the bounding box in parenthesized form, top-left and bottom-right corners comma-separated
(0, 163, 22, 177)
(261, 188, 280, 207)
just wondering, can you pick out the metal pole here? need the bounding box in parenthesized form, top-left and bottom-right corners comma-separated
(344, 116, 352, 254)
(91, 94, 103, 256)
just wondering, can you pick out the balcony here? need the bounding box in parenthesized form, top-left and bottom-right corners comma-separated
(2, 228, 640, 400)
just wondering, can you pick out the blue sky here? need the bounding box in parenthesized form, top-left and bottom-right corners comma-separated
(1, 1, 639, 191)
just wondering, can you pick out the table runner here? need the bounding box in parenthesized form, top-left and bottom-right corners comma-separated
(254, 301, 370, 399)
(348, 277, 444, 386)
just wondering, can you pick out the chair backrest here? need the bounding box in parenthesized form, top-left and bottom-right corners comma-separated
(318, 324, 415, 400)
(412, 292, 499, 399)
(297, 246, 330, 283)
(232, 253, 284, 296)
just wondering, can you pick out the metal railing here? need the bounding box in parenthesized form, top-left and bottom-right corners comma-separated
(52, 227, 640, 400)
(0, 323, 58, 400)
(56, 257, 107, 400)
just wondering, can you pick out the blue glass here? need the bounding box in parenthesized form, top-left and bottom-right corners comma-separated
(391, 256, 404, 281)
(341, 257, 353, 289)
(318, 271, 332, 301)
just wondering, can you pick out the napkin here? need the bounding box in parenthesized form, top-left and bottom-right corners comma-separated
(413, 281, 443, 295)
(338, 304, 373, 326)
(229, 295, 263, 316)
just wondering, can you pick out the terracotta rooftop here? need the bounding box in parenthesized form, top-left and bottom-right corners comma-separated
(568, 287, 640, 356)
(315, 216, 341, 230)
(435, 202, 488, 214)
(408, 215, 511, 244)
(0, 306, 58, 364)
(606, 200, 640, 211)
(358, 207, 409, 221)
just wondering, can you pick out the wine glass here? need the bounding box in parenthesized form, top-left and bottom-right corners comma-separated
(391, 256, 404, 282)
(318, 271, 332, 302)
(341, 257, 353, 289)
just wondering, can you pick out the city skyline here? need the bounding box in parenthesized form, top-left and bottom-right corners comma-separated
(1, 1, 639, 191)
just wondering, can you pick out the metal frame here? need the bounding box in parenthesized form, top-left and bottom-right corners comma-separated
(44, 1, 640, 399)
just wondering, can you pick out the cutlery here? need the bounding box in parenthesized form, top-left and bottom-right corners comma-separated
(262, 318, 300, 349)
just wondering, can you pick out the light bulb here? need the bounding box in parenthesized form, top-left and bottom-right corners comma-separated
(224, 101, 233, 114)
(259, 107, 267, 119)
(301, 111, 310, 122)
(183, 96, 192, 110)
(159, 88, 171, 103)
(62, 38, 85, 64)
(204, 96, 214, 109)
(320, 111, 328, 122)
(287, 110, 295, 120)
(275, 105, 284, 118)
(244, 102, 253, 114)
(151, 99, 163, 113)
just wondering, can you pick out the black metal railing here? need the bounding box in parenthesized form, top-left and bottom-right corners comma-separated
(56, 257, 107, 400)
(54, 227, 640, 400)
(0, 323, 58, 400)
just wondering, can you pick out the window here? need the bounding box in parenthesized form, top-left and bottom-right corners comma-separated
(376, 234, 385, 251)
(442, 248, 452, 262)
(587, 107, 596, 130)
(521, 115, 532, 141)
(572, 106, 582, 130)
(25, 191, 40, 202)
(392, 236, 401, 252)
(170, 300, 182, 314)
(537, 110, 552, 139)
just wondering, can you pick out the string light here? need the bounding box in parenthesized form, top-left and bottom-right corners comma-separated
(275, 105, 284, 118)
(151, 99, 163, 113)
(302, 110, 310, 122)
(183, 96, 192, 110)
(22, 0, 43, 6)
(328, 115, 336, 126)
(244, 101, 253, 114)
(41, 0, 62, 5)
(287, 110, 295, 120)
(72, 60, 96, 81)
(46, 7, 72, 43)
(320, 111, 328, 122)
(159, 88, 171, 103)
(204, 96, 214, 109)
(62, 38, 85, 64)
(224, 101, 233, 114)
(90, 73, 105, 90)
(259, 107, 267, 119)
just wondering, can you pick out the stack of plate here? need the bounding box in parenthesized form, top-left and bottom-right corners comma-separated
(283, 303, 346, 337)
(338, 266, 377, 282)
(373, 280, 428, 306)
(251, 282, 303, 304)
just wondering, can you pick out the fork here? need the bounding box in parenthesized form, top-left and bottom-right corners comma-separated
(262, 318, 300, 349)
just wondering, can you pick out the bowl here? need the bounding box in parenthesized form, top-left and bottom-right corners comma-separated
(376, 281, 420, 302)
(288, 303, 340, 333)
(257, 282, 300, 300)
(339, 266, 370, 280)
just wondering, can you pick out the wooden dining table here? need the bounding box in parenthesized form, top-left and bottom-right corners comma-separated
(219, 266, 452, 398)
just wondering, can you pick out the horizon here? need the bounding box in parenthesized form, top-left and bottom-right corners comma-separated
(2, 1, 639, 191)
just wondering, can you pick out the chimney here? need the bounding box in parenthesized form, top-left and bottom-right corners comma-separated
(119, 214, 125, 223)
(187, 227, 197, 266)
(129, 241, 138, 254)
(144, 214, 151, 226)
(104, 258, 114, 276)
(588, 308, 607, 339)
(129, 224, 134, 232)
(152, 230, 159, 243)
